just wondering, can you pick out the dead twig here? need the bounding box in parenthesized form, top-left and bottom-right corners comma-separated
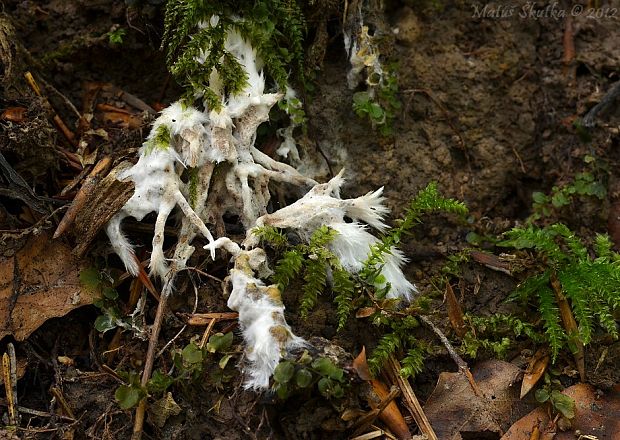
(2, 343, 19, 426)
(385, 354, 438, 440)
(54, 156, 112, 238)
(181, 312, 239, 325)
(582, 80, 620, 128)
(132, 276, 172, 440)
(351, 386, 400, 437)
(562, 15, 575, 80)
(418, 315, 482, 398)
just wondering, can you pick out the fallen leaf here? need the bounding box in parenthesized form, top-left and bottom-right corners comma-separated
(550, 274, 585, 381)
(424, 360, 535, 440)
(356, 307, 377, 318)
(352, 347, 411, 440)
(502, 383, 620, 440)
(148, 392, 182, 428)
(520, 348, 550, 399)
(0, 232, 97, 340)
(352, 347, 372, 381)
(1, 107, 26, 123)
(445, 283, 466, 337)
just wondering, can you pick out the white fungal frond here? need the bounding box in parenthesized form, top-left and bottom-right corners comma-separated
(254, 172, 417, 301)
(343, 187, 389, 232)
(228, 251, 304, 389)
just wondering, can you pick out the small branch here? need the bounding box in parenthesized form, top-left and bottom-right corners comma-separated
(351, 386, 400, 437)
(418, 315, 482, 397)
(131, 275, 173, 440)
(385, 354, 438, 440)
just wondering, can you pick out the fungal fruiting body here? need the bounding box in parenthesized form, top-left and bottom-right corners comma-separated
(228, 250, 305, 389)
(105, 103, 217, 279)
(252, 171, 417, 301)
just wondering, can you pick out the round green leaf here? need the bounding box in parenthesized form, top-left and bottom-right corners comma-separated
(115, 385, 144, 410)
(535, 388, 550, 403)
(207, 332, 233, 353)
(273, 361, 295, 384)
(182, 343, 203, 364)
(94, 314, 116, 333)
(295, 368, 313, 388)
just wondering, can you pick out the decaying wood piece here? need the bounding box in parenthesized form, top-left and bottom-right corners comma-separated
(54, 156, 112, 239)
(72, 161, 134, 257)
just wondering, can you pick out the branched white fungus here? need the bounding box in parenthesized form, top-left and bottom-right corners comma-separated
(105, 14, 416, 390)
(251, 171, 417, 301)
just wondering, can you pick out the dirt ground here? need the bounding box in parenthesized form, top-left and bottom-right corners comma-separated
(1, 0, 619, 439)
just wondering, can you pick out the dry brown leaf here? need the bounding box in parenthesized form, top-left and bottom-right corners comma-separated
(520, 348, 550, 399)
(352, 347, 372, 381)
(502, 383, 620, 440)
(444, 283, 466, 337)
(424, 360, 535, 440)
(356, 306, 377, 318)
(550, 274, 585, 381)
(1, 107, 26, 123)
(0, 232, 97, 340)
(369, 379, 411, 440)
(352, 347, 411, 439)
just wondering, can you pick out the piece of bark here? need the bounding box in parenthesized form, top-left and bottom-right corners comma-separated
(72, 161, 134, 257)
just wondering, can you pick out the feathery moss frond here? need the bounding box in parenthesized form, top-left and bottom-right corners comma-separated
(332, 268, 355, 331)
(502, 224, 619, 361)
(273, 249, 304, 290)
(162, 0, 307, 106)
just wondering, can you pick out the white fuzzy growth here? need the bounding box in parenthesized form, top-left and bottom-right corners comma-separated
(228, 266, 304, 389)
(224, 30, 267, 119)
(330, 223, 416, 301)
(253, 172, 417, 301)
(106, 104, 217, 279)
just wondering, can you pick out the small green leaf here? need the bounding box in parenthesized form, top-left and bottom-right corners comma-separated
(295, 368, 313, 388)
(103, 287, 119, 300)
(147, 370, 174, 394)
(311, 358, 343, 380)
(182, 343, 203, 364)
(219, 354, 233, 369)
(317, 377, 331, 396)
(275, 383, 289, 399)
(80, 268, 101, 289)
(551, 192, 570, 208)
(535, 388, 550, 403)
(115, 384, 144, 409)
(207, 332, 233, 353)
(274, 361, 295, 384)
(94, 314, 116, 333)
(551, 390, 575, 419)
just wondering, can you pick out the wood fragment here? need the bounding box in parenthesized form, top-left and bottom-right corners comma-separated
(49, 386, 75, 419)
(385, 354, 438, 440)
(181, 312, 239, 325)
(418, 315, 482, 398)
(562, 14, 575, 79)
(550, 273, 585, 382)
(2, 343, 19, 426)
(444, 283, 466, 337)
(199, 317, 217, 349)
(71, 161, 134, 257)
(352, 386, 403, 438)
(54, 156, 112, 238)
(470, 250, 512, 275)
